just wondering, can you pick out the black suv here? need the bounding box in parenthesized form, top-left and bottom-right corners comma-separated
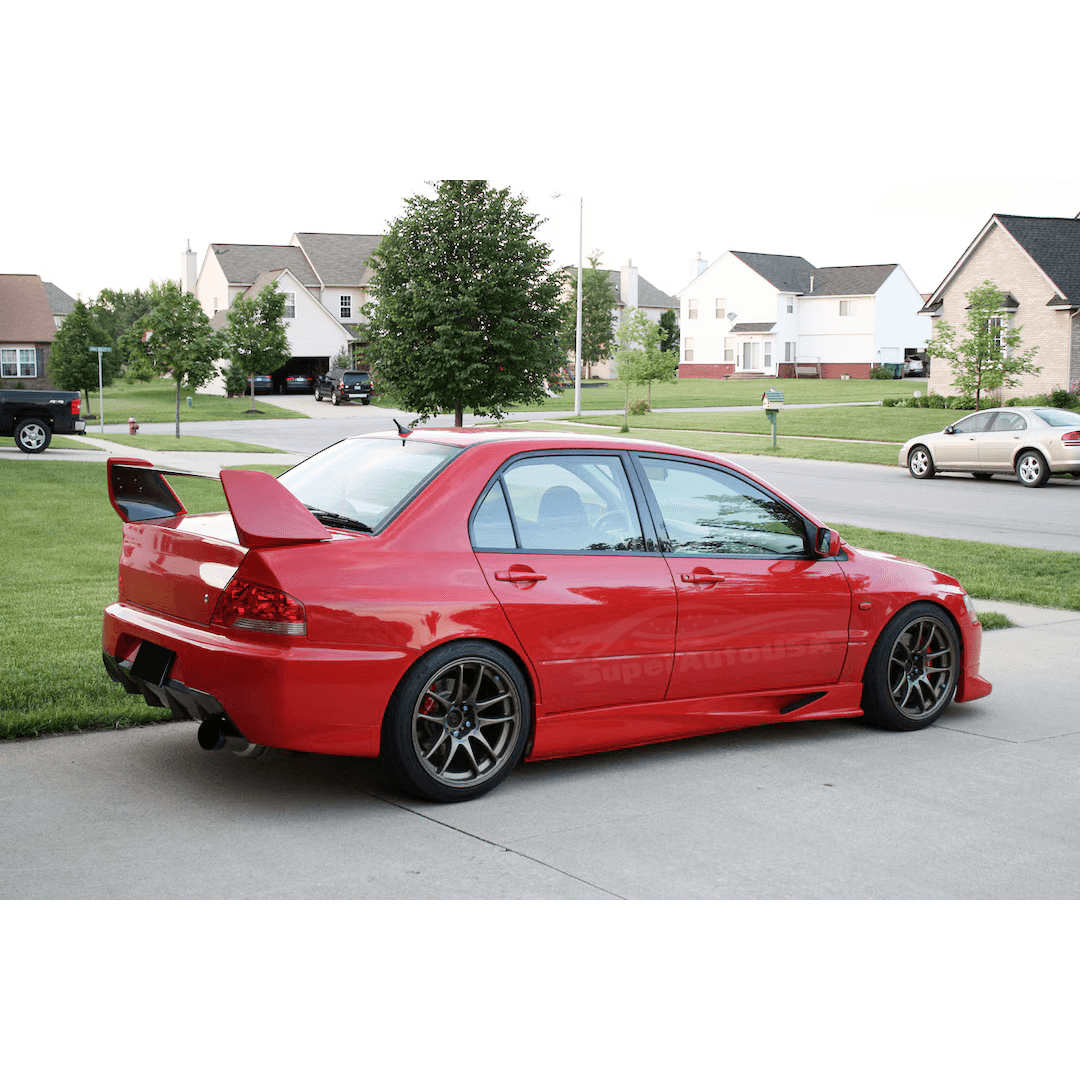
(314, 370, 372, 406)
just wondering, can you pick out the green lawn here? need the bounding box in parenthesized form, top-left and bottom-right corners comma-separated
(1, 457, 1074, 741)
(507, 376, 926, 412)
(89, 434, 287, 453)
(83, 380, 307, 424)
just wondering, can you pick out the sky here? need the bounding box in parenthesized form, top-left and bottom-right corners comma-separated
(8, 0, 1079, 305)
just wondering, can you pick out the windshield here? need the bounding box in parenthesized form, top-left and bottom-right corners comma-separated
(278, 438, 460, 532)
(1032, 408, 1080, 428)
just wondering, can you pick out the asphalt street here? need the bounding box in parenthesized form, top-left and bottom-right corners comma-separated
(2, 396, 1078, 898)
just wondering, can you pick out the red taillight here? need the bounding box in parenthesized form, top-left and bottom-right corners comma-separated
(71, 398, 81, 416)
(1062, 430, 1080, 445)
(211, 580, 307, 636)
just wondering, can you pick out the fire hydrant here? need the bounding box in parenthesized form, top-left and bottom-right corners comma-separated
(128, 417, 140, 435)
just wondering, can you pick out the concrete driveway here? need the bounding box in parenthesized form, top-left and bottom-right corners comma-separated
(2, 601, 1077, 899)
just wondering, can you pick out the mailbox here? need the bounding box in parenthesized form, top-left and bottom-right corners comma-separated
(761, 389, 784, 411)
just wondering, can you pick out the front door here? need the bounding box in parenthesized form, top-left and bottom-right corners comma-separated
(934, 412, 995, 469)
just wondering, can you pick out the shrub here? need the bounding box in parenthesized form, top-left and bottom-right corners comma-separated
(1048, 387, 1079, 409)
(882, 398, 901, 408)
(926, 393, 948, 409)
(946, 396, 977, 411)
(628, 398, 651, 415)
(869, 366, 894, 380)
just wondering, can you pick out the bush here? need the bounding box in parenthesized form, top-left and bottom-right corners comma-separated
(882, 398, 901, 408)
(223, 362, 248, 398)
(926, 393, 948, 409)
(946, 396, 977, 411)
(1048, 387, 1079, 409)
(869, 366, 894, 380)
(628, 398, 651, 415)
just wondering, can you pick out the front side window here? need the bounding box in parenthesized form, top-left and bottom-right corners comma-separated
(952, 413, 995, 435)
(638, 457, 808, 557)
(1, 347, 37, 378)
(473, 454, 645, 553)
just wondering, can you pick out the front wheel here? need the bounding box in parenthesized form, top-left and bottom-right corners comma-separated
(314, 387, 322, 401)
(1016, 450, 1049, 487)
(14, 417, 51, 453)
(381, 642, 531, 801)
(862, 603, 959, 731)
(907, 445, 935, 479)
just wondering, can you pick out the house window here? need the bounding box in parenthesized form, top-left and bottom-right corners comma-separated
(786, 297, 794, 314)
(988, 315, 1004, 353)
(1, 347, 37, 378)
(839, 300, 854, 316)
(764, 342, 773, 368)
(688, 300, 698, 319)
(724, 337, 734, 363)
(715, 298, 725, 318)
(284, 293, 296, 319)
(684, 337, 694, 363)
(785, 342, 796, 364)
(340, 295, 352, 319)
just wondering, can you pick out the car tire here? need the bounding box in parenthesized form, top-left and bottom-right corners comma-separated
(314, 387, 322, 401)
(1016, 450, 1050, 488)
(862, 603, 959, 732)
(14, 417, 51, 454)
(907, 445, 935, 479)
(331, 391, 340, 406)
(381, 641, 531, 802)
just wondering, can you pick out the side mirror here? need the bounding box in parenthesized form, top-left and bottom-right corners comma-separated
(943, 426, 956, 434)
(815, 527, 842, 557)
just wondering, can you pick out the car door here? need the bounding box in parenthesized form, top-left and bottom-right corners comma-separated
(632, 454, 851, 700)
(978, 410, 1026, 471)
(471, 452, 677, 714)
(934, 411, 996, 469)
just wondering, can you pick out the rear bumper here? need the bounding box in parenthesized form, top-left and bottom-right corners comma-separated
(103, 602, 407, 756)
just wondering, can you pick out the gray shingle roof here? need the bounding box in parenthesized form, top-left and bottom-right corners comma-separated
(42, 281, 75, 316)
(211, 244, 320, 288)
(731, 252, 896, 296)
(604, 271, 677, 309)
(730, 322, 776, 333)
(293, 233, 382, 286)
(995, 214, 1080, 305)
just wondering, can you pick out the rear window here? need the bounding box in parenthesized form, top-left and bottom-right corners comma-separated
(1033, 408, 1080, 428)
(342, 372, 371, 386)
(277, 438, 459, 532)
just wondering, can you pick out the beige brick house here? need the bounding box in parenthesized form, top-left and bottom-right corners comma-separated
(921, 214, 1080, 398)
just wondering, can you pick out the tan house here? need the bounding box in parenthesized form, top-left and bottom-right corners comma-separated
(0, 274, 60, 390)
(920, 214, 1080, 398)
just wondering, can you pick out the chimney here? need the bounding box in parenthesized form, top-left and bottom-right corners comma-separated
(696, 252, 708, 277)
(621, 259, 639, 309)
(181, 240, 198, 295)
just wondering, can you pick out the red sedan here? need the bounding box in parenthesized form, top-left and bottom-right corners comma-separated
(103, 429, 991, 801)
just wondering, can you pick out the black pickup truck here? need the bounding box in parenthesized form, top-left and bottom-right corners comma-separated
(313, 369, 372, 405)
(0, 388, 86, 452)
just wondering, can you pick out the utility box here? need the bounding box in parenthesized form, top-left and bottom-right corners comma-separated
(761, 389, 784, 411)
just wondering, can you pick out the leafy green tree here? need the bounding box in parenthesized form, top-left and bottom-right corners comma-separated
(363, 181, 564, 426)
(48, 299, 116, 411)
(557, 251, 617, 379)
(612, 307, 659, 431)
(658, 308, 680, 354)
(124, 281, 220, 437)
(925, 281, 1041, 407)
(91, 288, 153, 372)
(223, 281, 290, 405)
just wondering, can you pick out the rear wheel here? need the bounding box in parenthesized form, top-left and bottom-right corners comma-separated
(907, 445, 935, 479)
(314, 386, 322, 401)
(862, 603, 959, 731)
(381, 642, 531, 801)
(1016, 450, 1049, 487)
(331, 390, 340, 405)
(14, 417, 51, 453)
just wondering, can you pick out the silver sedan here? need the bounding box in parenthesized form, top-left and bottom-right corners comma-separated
(900, 406, 1080, 487)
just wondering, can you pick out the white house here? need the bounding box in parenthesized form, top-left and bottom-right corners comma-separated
(185, 233, 382, 379)
(678, 251, 929, 379)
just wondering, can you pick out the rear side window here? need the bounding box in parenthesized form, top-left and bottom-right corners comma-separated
(278, 438, 458, 532)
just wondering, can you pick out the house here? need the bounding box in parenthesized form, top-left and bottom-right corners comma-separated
(920, 214, 1080, 398)
(677, 251, 929, 379)
(0, 274, 60, 389)
(187, 233, 383, 379)
(43, 282, 76, 328)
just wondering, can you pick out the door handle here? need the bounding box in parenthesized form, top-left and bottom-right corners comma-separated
(681, 571, 725, 584)
(495, 567, 547, 584)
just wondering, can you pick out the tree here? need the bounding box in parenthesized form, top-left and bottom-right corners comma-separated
(91, 288, 153, 372)
(925, 280, 1041, 407)
(658, 308, 680, 354)
(48, 299, 116, 412)
(363, 181, 564, 426)
(124, 281, 220, 437)
(223, 281, 290, 405)
(557, 251, 617, 379)
(612, 307, 661, 431)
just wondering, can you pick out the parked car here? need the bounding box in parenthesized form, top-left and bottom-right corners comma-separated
(0, 388, 85, 453)
(283, 374, 313, 394)
(246, 375, 273, 394)
(903, 355, 928, 377)
(901, 406, 1080, 487)
(103, 430, 991, 801)
(314, 369, 372, 405)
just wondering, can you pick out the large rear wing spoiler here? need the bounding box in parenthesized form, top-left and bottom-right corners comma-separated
(107, 457, 330, 548)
